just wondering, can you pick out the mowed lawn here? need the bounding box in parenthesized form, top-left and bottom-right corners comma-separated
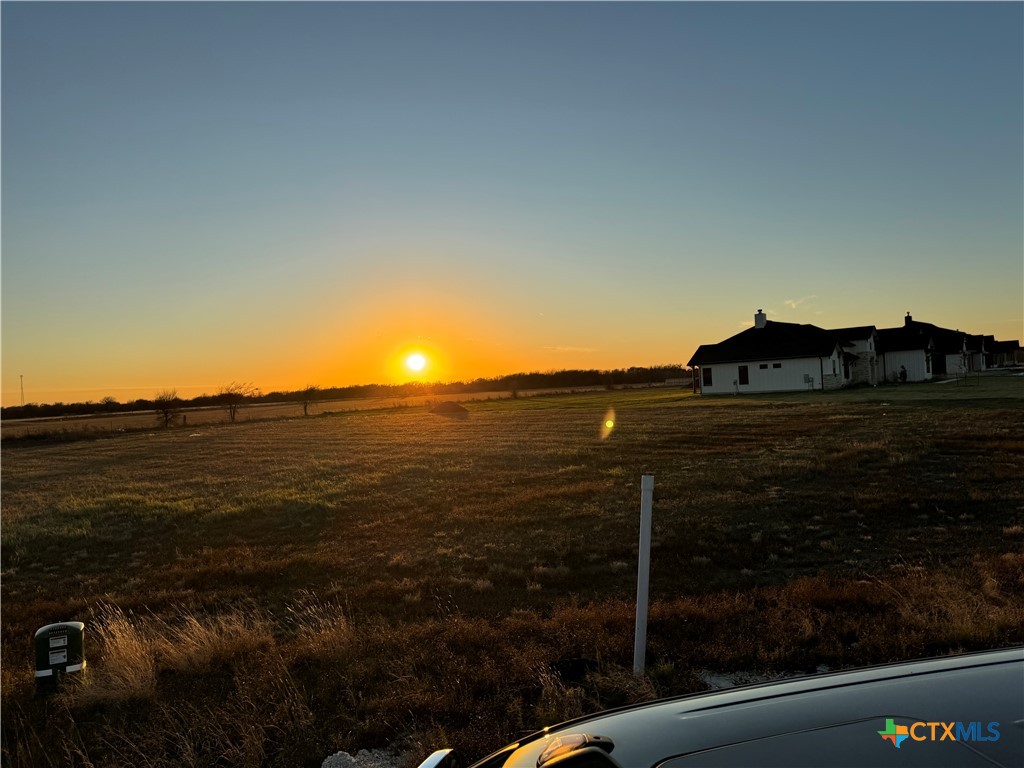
(2, 379, 1023, 767)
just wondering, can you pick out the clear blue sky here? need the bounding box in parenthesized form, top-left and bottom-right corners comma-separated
(3, 2, 1022, 404)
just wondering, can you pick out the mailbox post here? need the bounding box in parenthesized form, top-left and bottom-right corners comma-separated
(633, 475, 654, 677)
(35, 622, 86, 694)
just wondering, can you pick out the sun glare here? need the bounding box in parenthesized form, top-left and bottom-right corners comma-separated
(405, 353, 426, 372)
(600, 408, 616, 440)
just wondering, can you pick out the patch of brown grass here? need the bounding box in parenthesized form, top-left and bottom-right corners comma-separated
(159, 611, 272, 674)
(73, 606, 159, 706)
(2, 556, 1021, 767)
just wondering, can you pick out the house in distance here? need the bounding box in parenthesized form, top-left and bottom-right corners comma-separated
(688, 310, 1020, 395)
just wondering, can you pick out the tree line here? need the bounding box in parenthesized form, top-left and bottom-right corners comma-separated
(2, 365, 691, 421)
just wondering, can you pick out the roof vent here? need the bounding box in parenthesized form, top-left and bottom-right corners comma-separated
(754, 309, 767, 329)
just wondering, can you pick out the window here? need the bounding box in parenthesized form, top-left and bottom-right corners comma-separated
(738, 365, 749, 385)
(759, 364, 768, 370)
(773, 363, 782, 369)
(702, 367, 713, 387)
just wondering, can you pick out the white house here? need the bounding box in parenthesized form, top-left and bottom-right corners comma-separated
(691, 311, 1010, 392)
(875, 314, 978, 381)
(876, 327, 933, 382)
(688, 310, 849, 394)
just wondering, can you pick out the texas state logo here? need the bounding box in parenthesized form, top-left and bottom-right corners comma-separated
(878, 719, 909, 748)
(878, 718, 1001, 748)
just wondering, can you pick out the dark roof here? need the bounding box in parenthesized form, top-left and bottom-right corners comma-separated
(830, 326, 876, 341)
(991, 340, 1021, 353)
(966, 333, 987, 351)
(876, 327, 931, 353)
(877, 319, 965, 355)
(687, 321, 840, 367)
(830, 326, 876, 349)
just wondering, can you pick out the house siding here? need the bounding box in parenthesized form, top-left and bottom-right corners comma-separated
(942, 353, 966, 376)
(699, 357, 826, 394)
(879, 350, 931, 382)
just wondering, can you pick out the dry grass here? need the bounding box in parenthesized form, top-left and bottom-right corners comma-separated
(2, 558, 1022, 767)
(73, 607, 159, 706)
(2, 381, 1023, 766)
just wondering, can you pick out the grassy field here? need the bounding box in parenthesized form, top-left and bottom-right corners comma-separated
(0, 389, 525, 439)
(2, 377, 1023, 767)
(0, 384, 663, 440)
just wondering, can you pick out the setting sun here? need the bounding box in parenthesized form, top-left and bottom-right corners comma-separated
(405, 353, 427, 372)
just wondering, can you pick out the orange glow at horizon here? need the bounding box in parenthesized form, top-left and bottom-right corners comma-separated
(2, 276, 695, 405)
(308, 283, 535, 388)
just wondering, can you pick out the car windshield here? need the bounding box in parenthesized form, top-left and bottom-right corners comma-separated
(2, 3, 1022, 768)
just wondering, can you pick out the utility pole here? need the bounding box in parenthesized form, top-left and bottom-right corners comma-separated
(20, 374, 25, 406)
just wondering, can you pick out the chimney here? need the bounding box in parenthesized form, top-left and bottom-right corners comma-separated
(754, 309, 767, 329)
(905, 311, 913, 326)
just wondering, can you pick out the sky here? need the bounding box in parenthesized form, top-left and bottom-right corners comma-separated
(2, 2, 1022, 405)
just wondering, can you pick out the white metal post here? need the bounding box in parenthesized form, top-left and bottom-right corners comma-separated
(633, 475, 654, 677)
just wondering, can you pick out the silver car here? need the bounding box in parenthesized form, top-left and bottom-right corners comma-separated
(418, 647, 1024, 768)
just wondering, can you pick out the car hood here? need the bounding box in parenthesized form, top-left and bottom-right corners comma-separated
(486, 648, 1023, 768)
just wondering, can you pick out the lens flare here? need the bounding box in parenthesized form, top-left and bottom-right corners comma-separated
(600, 408, 616, 440)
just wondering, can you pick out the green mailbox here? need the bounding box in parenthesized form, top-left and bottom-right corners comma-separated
(35, 622, 86, 693)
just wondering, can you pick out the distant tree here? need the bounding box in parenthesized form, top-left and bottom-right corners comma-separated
(153, 389, 181, 428)
(217, 382, 260, 423)
(298, 384, 320, 416)
(100, 396, 120, 413)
